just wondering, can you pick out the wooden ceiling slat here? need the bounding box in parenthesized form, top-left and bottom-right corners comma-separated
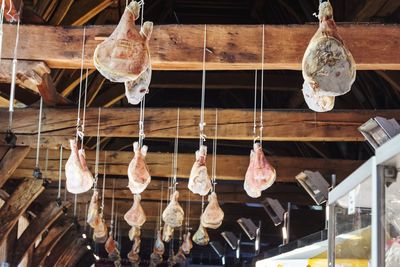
(2, 24, 400, 70)
(48, 0, 75, 25)
(60, 0, 114, 26)
(1, 108, 400, 146)
(0, 146, 30, 188)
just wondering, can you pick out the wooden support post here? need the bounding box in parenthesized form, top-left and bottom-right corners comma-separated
(0, 179, 44, 246)
(0, 146, 30, 188)
(37, 73, 72, 106)
(11, 201, 71, 267)
(56, 238, 87, 267)
(30, 219, 74, 267)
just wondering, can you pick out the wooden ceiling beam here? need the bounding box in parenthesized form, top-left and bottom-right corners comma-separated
(11, 201, 70, 266)
(1, 107, 400, 146)
(56, 238, 88, 267)
(37, 73, 73, 106)
(48, 0, 75, 25)
(2, 24, 400, 70)
(15, 148, 363, 183)
(61, 0, 114, 26)
(31, 219, 74, 267)
(0, 146, 30, 188)
(0, 179, 44, 246)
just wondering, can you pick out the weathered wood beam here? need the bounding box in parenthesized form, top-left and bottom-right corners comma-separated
(1, 108, 400, 146)
(37, 73, 72, 106)
(354, 0, 400, 21)
(61, 0, 114, 26)
(0, 146, 30, 188)
(48, 0, 74, 25)
(16, 148, 363, 182)
(11, 201, 70, 267)
(31, 219, 74, 267)
(42, 227, 80, 267)
(2, 24, 400, 70)
(56, 238, 87, 267)
(0, 179, 45, 246)
(0, 60, 50, 94)
(61, 69, 95, 97)
(87, 74, 106, 106)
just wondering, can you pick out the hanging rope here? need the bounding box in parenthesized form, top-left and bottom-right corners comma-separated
(186, 190, 191, 231)
(44, 148, 49, 178)
(0, 0, 6, 63)
(201, 195, 205, 214)
(73, 194, 77, 217)
(138, 95, 146, 147)
(259, 25, 265, 145)
(110, 179, 116, 233)
(199, 25, 207, 148)
(84, 203, 88, 232)
(253, 70, 258, 143)
(159, 182, 163, 230)
(33, 97, 44, 179)
(140, 0, 145, 27)
(76, 27, 86, 143)
(57, 145, 63, 205)
(101, 151, 107, 216)
(80, 68, 90, 149)
(211, 109, 218, 192)
(8, 17, 20, 132)
(94, 108, 101, 188)
(114, 205, 118, 240)
(172, 108, 180, 193)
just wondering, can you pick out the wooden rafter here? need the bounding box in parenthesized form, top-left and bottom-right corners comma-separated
(15, 149, 363, 183)
(0, 146, 30, 188)
(30, 219, 74, 267)
(56, 238, 88, 267)
(37, 73, 72, 106)
(0, 179, 44, 246)
(2, 24, 400, 70)
(48, 0, 75, 25)
(11, 201, 70, 266)
(1, 108, 400, 146)
(61, 0, 114, 26)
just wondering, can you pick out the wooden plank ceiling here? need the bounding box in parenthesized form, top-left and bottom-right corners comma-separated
(0, 0, 399, 266)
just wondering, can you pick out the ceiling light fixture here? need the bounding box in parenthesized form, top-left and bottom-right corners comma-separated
(296, 170, 330, 205)
(358, 116, 400, 149)
(261, 197, 285, 226)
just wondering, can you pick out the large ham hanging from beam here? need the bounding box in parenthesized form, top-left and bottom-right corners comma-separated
(162, 191, 184, 228)
(201, 192, 224, 229)
(93, 1, 153, 83)
(188, 145, 212, 196)
(301, 0, 356, 112)
(124, 194, 146, 227)
(65, 139, 94, 194)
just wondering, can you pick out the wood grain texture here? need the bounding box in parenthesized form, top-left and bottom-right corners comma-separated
(61, 0, 114, 26)
(56, 238, 87, 267)
(37, 73, 72, 106)
(15, 148, 363, 183)
(11, 201, 71, 267)
(1, 24, 400, 70)
(30, 219, 74, 267)
(0, 179, 44, 245)
(1, 108, 400, 147)
(0, 146, 30, 188)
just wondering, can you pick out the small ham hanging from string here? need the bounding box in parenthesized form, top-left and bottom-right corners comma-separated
(124, 194, 147, 227)
(93, 151, 109, 243)
(181, 231, 193, 255)
(192, 223, 209, 246)
(201, 111, 224, 229)
(66, 32, 94, 194)
(127, 236, 141, 265)
(188, 26, 212, 196)
(163, 191, 184, 228)
(127, 142, 151, 194)
(302, 0, 356, 112)
(244, 36, 276, 198)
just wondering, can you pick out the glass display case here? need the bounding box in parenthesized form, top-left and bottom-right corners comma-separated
(328, 134, 400, 267)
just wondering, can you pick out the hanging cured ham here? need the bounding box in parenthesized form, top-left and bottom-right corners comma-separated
(188, 145, 212, 196)
(129, 225, 141, 241)
(181, 232, 193, 254)
(127, 237, 141, 264)
(128, 142, 151, 194)
(87, 190, 100, 228)
(174, 247, 186, 264)
(93, 218, 108, 243)
(192, 224, 209, 246)
(125, 66, 152, 105)
(105, 235, 120, 261)
(302, 0, 356, 112)
(150, 252, 163, 267)
(162, 191, 184, 228)
(162, 224, 174, 242)
(65, 139, 94, 194)
(154, 230, 165, 255)
(93, 1, 153, 83)
(201, 192, 224, 229)
(124, 194, 146, 227)
(244, 142, 276, 198)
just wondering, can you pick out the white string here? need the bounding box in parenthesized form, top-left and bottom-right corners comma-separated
(0, 0, 6, 63)
(138, 95, 146, 147)
(172, 108, 180, 193)
(211, 109, 218, 192)
(111, 179, 115, 232)
(259, 25, 265, 145)
(140, 0, 145, 27)
(57, 145, 63, 199)
(253, 70, 258, 143)
(94, 108, 101, 188)
(186, 190, 191, 230)
(35, 97, 43, 168)
(76, 27, 86, 142)
(199, 25, 207, 147)
(44, 148, 49, 178)
(73, 194, 77, 217)
(159, 182, 163, 229)
(101, 151, 107, 216)
(80, 68, 89, 149)
(8, 17, 20, 130)
(201, 195, 205, 214)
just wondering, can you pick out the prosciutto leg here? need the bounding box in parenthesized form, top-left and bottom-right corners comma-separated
(128, 142, 151, 194)
(188, 145, 212, 196)
(162, 191, 184, 228)
(201, 192, 224, 229)
(65, 139, 94, 194)
(124, 194, 146, 227)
